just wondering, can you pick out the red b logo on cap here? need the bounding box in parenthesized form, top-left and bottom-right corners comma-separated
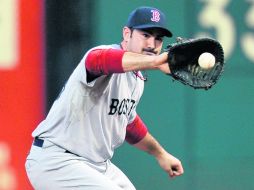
(151, 10, 160, 22)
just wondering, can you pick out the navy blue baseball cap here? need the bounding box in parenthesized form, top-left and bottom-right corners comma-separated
(126, 6, 172, 37)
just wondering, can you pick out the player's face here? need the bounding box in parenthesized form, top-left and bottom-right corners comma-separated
(123, 27, 164, 55)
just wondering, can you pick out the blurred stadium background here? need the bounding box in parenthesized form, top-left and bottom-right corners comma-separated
(0, 0, 254, 189)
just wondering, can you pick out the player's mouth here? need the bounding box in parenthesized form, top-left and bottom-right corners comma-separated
(142, 48, 157, 55)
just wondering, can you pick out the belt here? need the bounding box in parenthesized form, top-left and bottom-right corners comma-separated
(33, 137, 44, 147)
(33, 137, 71, 154)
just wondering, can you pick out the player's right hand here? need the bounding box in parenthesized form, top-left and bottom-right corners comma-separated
(156, 151, 184, 178)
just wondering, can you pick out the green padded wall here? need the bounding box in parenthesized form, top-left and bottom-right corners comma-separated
(94, 1, 254, 189)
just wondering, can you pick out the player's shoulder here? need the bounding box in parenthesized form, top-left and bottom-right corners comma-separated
(90, 44, 121, 51)
(80, 44, 121, 65)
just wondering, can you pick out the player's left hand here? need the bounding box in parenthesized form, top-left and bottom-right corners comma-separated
(166, 37, 225, 90)
(156, 151, 184, 178)
(155, 52, 171, 74)
(157, 63, 171, 74)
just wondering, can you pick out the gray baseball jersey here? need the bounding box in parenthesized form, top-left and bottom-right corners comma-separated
(32, 44, 144, 163)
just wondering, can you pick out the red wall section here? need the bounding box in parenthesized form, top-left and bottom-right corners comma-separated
(0, 0, 45, 189)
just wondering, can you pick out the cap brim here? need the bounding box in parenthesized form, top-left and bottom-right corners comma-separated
(133, 25, 173, 37)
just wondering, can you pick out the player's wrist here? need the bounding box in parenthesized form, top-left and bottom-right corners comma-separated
(154, 53, 168, 67)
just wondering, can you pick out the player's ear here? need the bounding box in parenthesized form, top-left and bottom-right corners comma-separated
(122, 27, 132, 42)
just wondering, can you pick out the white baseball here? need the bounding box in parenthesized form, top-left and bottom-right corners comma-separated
(198, 52, 215, 69)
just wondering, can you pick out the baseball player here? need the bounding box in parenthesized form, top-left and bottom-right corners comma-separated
(25, 6, 184, 190)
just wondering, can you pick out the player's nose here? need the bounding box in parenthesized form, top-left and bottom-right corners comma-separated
(147, 37, 156, 49)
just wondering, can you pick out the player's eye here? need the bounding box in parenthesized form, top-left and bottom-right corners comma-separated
(156, 36, 163, 42)
(142, 33, 150, 38)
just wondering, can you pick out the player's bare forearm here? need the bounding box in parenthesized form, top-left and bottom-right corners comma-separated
(133, 132, 163, 155)
(134, 132, 184, 178)
(122, 52, 170, 74)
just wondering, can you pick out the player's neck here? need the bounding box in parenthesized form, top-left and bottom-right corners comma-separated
(120, 41, 127, 51)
